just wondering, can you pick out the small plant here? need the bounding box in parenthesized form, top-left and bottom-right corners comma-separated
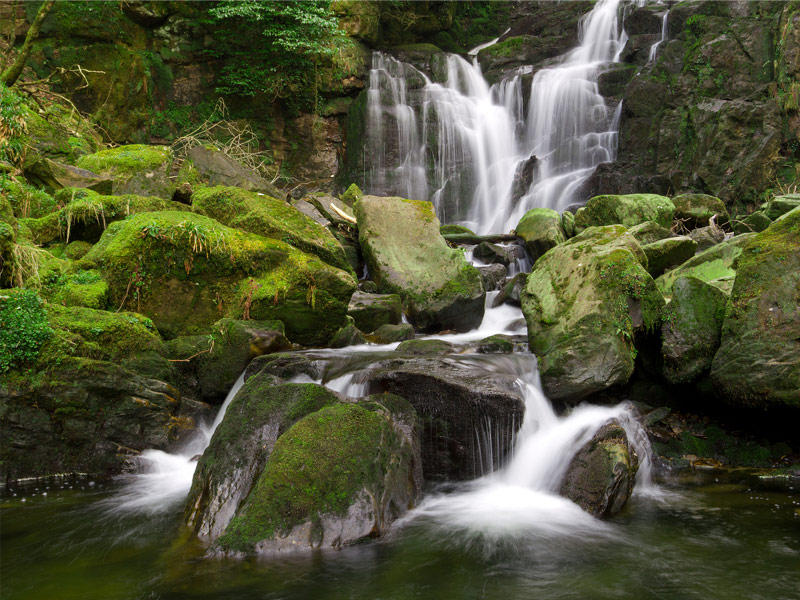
(0, 83, 28, 167)
(0, 289, 52, 373)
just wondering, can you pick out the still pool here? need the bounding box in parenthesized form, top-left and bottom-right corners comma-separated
(2, 472, 799, 600)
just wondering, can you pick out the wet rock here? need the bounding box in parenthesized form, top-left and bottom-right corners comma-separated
(477, 263, 507, 292)
(510, 154, 538, 204)
(367, 323, 415, 344)
(672, 193, 730, 229)
(184, 377, 341, 542)
(711, 209, 800, 409)
(561, 210, 576, 238)
(359, 280, 378, 293)
(661, 276, 727, 384)
(574, 194, 675, 233)
(210, 395, 421, 556)
(560, 422, 639, 517)
(641, 236, 698, 277)
(347, 291, 402, 334)
(492, 273, 527, 308)
(515, 208, 566, 261)
(477, 334, 514, 354)
(521, 225, 664, 402)
(355, 195, 485, 332)
(473, 241, 526, 267)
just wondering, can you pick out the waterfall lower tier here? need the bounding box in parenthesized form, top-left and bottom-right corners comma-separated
(362, 0, 630, 233)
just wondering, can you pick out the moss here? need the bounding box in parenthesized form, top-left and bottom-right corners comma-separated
(216, 403, 399, 553)
(0, 178, 57, 219)
(191, 185, 352, 274)
(439, 224, 475, 236)
(64, 240, 93, 260)
(477, 334, 514, 354)
(396, 338, 455, 355)
(76, 145, 172, 176)
(339, 183, 363, 207)
(574, 194, 675, 232)
(53, 269, 109, 310)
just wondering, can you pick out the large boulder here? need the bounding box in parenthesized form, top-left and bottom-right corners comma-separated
(641, 236, 698, 277)
(210, 396, 421, 556)
(710, 209, 800, 408)
(347, 291, 402, 333)
(515, 207, 566, 261)
(354, 195, 485, 332)
(661, 276, 728, 384)
(559, 422, 639, 517)
(191, 185, 352, 273)
(185, 376, 341, 542)
(671, 193, 730, 229)
(574, 194, 675, 232)
(81, 211, 356, 345)
(655, 233, 756, 298)
(185, 146, 285, 200)
(521, 225, 664, 401)
(76, 145, 175, 199)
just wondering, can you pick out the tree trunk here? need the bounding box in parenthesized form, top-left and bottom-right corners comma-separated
(1, 0, 55, 87)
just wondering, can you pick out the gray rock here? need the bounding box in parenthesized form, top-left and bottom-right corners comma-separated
(347, 291, 402, 334)
(187, 145, 285, 199)
(478, 263, 507, 291)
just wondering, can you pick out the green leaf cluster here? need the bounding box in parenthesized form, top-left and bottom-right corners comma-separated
(0, 83, 28, 166)
(0, 289, 52, 373)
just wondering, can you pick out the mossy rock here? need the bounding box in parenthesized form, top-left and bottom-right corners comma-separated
(22, 188, 187, 246)
(191, 186, 352, 274)
(515, 208, 566, 261)
(355, 195, 485, 332)
(710, 208, 800, 409)
(521, 225, 664, 401)
(655, 233, 756, 298)
(339, 183, 363, 207)
(185, 146, 284, 200)
(76, 145, 175, 199)
(64, 240, 93, 260)
(627, 221, 672, 245)
(52, 269, 109, 310)
(760, 194, 800, 221)
(661, 276, 728, 384)
(439, 224, 475, 236)
(347, 291, 402, 334)
(185, 376, 341, 542)
(212, 397, 420, 556)
(641, 236, 698, 277)
(561, 210, 576, 238)
(574, 194, 675, 232)
(83, 211, 356, 345)
(23, 158, 112, 196)
(0, 178, 57, 219)
(671, 193, 730, 229)
(477, 334, 514, 354)
(329, 317, 367, 348)
(733, 210, 772, 235)
(396, 338, 456, 356)
(366, 323, 415, 344)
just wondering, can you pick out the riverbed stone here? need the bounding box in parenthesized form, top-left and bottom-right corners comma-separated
(185, 377, 341, 542)
(521, 225, 664, 402)
(347, 291, 402, 333)
(710, 209, 800, 409)
(671, 193, 730, 229)
(211, 395, 421, 556)
(515, 207, 566, 261)
(329, 317, 367, 348)
(366, 323, 415, 344)
(574, 194, 675, 232)
(354, 195, 485, 332)
(560, 422, 639, 517)
(661, 276, 728, 384)
(477, 263, 507, 292)
(641, 236, 698, 277)
(76, 145, 175, 199)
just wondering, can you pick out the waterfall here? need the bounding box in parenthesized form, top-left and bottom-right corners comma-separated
(101, 373, 246, 514)
(363, 0, 631, 234)
(648, 9, 670, 62)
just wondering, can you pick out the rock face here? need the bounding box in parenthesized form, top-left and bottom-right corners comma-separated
(515, 208, 566, 261)
(355, 195, 485, 332)
(710, 209, 800, 408)
(76, 145, 175, 199)
(82, 211, 355, 344)
(560, 422, 639, 517)
(210, 395, 421, 556)
(521, 225, 664, 401)
(184, 376, 341, 542)
(661, 276, 727, 384)
(574, 194, 675, 232)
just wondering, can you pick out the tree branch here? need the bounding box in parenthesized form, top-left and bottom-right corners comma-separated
(1, 0, 56, 87)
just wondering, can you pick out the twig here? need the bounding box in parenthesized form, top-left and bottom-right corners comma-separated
(168, 339, 215, 362)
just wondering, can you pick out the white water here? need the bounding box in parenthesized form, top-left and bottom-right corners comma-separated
(103, 373, 246, 514)
(364, 0, 631, 233)
(648, 10, 669, 62)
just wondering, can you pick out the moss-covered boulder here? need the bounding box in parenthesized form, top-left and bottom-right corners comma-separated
(0, 178, 57, 219)
(515, 208, 566, 261)
(733, 211, 772, 235)
(521, 225, 664, 401)
(82, 211, 356, 345)
(641, 236, 698, 277)
(396, 338, 456, 356)
(655, 233, 756, 298)
(211, 396, 421, 556)
(710, 209, 800, 408)
(671, 193, 730, 229)
(627, 221, 673, 245)
(689, 225, 726, 253)
(23, 158, 112, 195)
(574, 194, 675, 233)
(329, 317, 367, 348)
(661, 277, 728, 384)
(76, 145, 175, 199)
(366, 323, 415, 344)
(191, 185, 352, 273)
(52, 269, 109, 309)
(185, 376, 341, 542)
(339, 183, 363, 207)
(561, 210, 576, 238)
(477, 334, 514, 354)
(22, 188, 187, 246)
(760, 194, 800, 221)
(559, 422, 638, 517)
(347, 291, 402, 334)
(166, 319, 290, 404)
(354, 195, 485, 332)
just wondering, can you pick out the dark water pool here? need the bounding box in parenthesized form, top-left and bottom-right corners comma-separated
(2, 472, 799, 600)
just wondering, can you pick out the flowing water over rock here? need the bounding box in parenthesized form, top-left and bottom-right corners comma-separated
(363, 0, 631, 233)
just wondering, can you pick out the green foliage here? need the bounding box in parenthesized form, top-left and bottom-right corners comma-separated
(207, 1, 343, 112)
(0, 83, 28, 167)
(0, 289, 52, 373)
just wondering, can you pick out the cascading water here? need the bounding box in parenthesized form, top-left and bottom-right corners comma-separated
(102, 373, 246, 514)
(648, 9, 670, 62)
(363, 0, 631, 234)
